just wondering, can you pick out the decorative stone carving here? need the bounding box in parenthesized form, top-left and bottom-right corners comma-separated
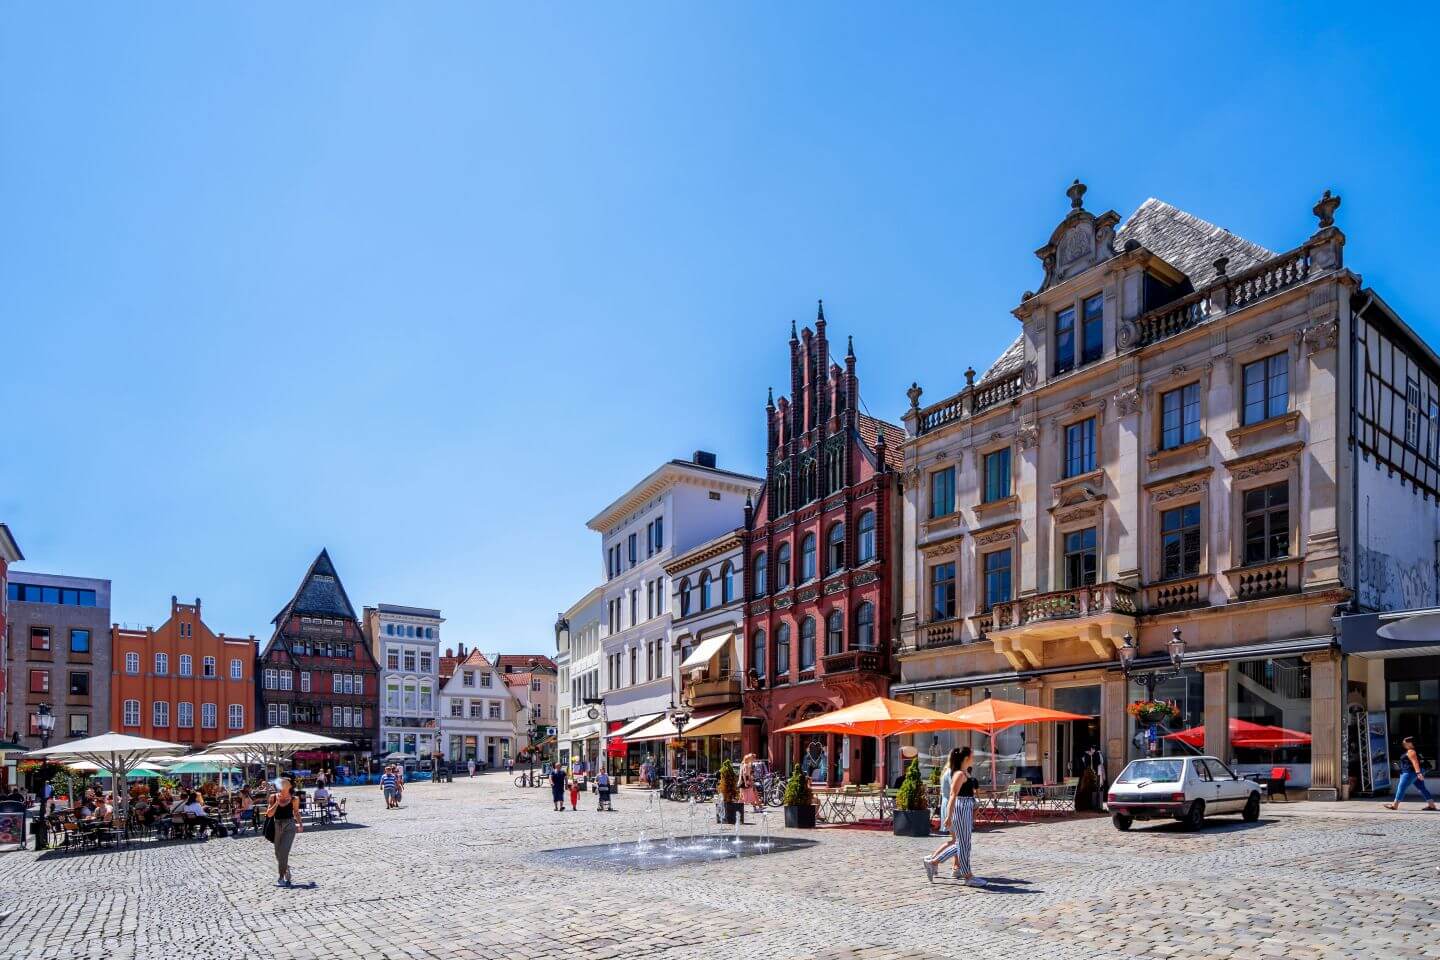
(1299, 319, 1339, 355)
(907, 382, 923, 412)
(1059, 224, 1094, 266)
(1017, 421, 1040, 450)
(1153, 479, 1208, 503)
(1233, 456, 1291, 481)
(852, 570, 879, 586)
(1313, 189, 1341, 230)
(1116, 319, 1137, 350)
(1034, 179, 1122, 291)
(1170, 364, 1186, 378)
(1023, 361, 1038, 387)
(974, 527, 1014, 547)
(1055, 505, 1100, 524)
(1115, 386, 1142, 417)
(1254, 333, 1274, 346)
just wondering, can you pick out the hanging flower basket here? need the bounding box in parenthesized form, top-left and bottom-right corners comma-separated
(1127, 699, 1179, 726)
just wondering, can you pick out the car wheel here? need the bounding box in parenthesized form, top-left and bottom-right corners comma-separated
(1111, 813, 1133, 832)
(1242, 793, 1260, 822)
(1183, 799, 1206, 830)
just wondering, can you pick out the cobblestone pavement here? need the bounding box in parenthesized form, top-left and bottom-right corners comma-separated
(1, 776, 1437, 960)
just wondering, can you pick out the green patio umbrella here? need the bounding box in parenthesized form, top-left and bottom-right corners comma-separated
(168, 761, 239, 775)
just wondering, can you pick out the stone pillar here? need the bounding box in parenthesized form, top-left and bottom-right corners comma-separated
(1305, 649, 1342, 801)
(1102, 671, 1127, 785)
(1022, 679, 1043, 769)
(1200, 662, 1230, 766)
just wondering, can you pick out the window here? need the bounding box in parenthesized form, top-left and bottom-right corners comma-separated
(776, 543, 792, 590)
(753, 552, 768, 597)
(155, 653, 169, 676)
(30, 627, 50, 651)
(230, 658, 243, 680)
(751, 629, 766, 677)
(300, 671, 311, 693)
(153, 701, 170, 727)
(398, 648, 413, 671)
(826, 610, 844, 655)
(1064, 418, 1096, 478)
(930, 466, 956, 519)
(229, 704, 244, 729)
(177, 702, 194, 728)
(263, 668, 277, 689)
(266, 703, 278, 726)
(628, 532, 637, 566)
(1160, 504, 1202, 580)
(1159, 383, 1202, 450)
(1406, 377, 1422, 448)
(799, 617, 816, 670)
(983, 449, 1011, 503)
(331, 672, 341, 693)
(69, 671, 88, 696)
(984, 549, 1013, 609)
(1054, 306, 1076, 374)
(629, 588, 637, 625)
(1242, 353, 1289, 425)
(854, 602, 875, 650)
(1063, 527, 1098, 588)
(721, 563, 735, 603)
(826, 523, 845, 574)
(123, 700, 140, 727)
(202, 656, 216, 678)
(420, 651, 433, 673)
(1081, 293, 1103, 365)
(179, 655, 193, 677)
(278, 703, 290, 725)
(69, 713, 88, 737)
(629, 647, 637, 685)
(279, 670, 293, 691)
(857, 511, 876, 563)
(1243, 482, 1290, 564)
(699, 572, 712, 611)
(774, 623, 791, 675)
(480, 672, 492, 687)
(385, 623, 395, 636)
(679, 578, 691, 617)
(28, 669, 49, 694)
(126, 652, 140, 675)
(69, 629, 90, 654)
(450, 699, 463, 718)
(931, 562, 957, 620)
(199, 702, 216, 728)
(489, 701, 502, 720)
(800, 534, 816, 582)
(654, 516, 663, 550)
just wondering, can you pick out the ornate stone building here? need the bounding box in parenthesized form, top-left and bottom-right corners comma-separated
(897, 183, 1440, 800)
(742, 305, 903, 785)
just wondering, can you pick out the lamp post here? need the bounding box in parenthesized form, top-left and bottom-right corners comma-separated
(1118, 628, 1188, 757)
(36, 702, 54, 750)
(668, 705, 691, 779)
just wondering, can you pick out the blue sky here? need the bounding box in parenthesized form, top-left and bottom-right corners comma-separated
(3, 4, 1438, 651)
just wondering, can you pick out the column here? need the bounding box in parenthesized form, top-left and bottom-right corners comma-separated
(1102, 671, 1127, 782)
(1305, 649, 1342, 801)
(1022, 679, 1043, 770)
(1200, 662, 1230, 766)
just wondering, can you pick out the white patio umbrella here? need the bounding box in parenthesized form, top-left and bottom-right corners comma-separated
(27, 732, 187, 828)
(200, 727, 350, 778)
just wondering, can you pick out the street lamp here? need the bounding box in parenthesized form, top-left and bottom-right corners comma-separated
(36, 702, 54, 749)
(667, 706, 691, 781)
(1118, 627, 1187, 700)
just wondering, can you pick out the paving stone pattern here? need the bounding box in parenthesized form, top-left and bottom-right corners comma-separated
(0, 777, 1436, 960)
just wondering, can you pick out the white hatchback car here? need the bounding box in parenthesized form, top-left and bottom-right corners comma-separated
(1107, 755, 1262, 831)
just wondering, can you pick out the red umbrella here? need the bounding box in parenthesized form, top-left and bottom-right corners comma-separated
(1162, 718, 1312, 749)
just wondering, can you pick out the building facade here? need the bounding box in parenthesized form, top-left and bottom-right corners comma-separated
(557, 586, 603, 769)
(742, 307, 903, 785)
(438, 647, 515, 766)
(364, 604, 442, 759)
(111, 596, 255, 747)
(257, 549, 379, 766)
(4, 571, 111, 747)
(897, 182, 1436, 800)
(0, 524, 22, 760)
(497, 654, 557, 760)
(586, 453, 760, 776)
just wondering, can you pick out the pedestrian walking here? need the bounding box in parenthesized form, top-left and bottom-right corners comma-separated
(926, 748, 962, 864)
(380, 766, 398, 809)
(467, 758, 476, 779)
(264, 777, 303, 888)
(1385, 736, 1438, 811)
(568, 769, 581, 811)
(739, 754, 761, 811)
(550, 763, 567, 812)
(924, 747, 986, 887)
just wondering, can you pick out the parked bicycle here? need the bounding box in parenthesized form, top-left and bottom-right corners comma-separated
(669, 773, 717, 803)
(514, 770, 545, 788)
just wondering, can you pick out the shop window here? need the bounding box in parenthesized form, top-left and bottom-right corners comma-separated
(1227, 657, 1312, 786)
(1126, 669, 1204, 761)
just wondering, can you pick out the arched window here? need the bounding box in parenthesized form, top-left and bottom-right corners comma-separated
(827, 522, 845, 573)
(857, 510, 876, 563)
(699, 572, 712, 612)
(750, 629, 766, 678)
(753, 552, 768, 597)
(125, 652, 139, 675)
(855, 602, 875, 650)
(800, 534, 816, 582)
(679, 578, 692, 616)
(775, 622, 791, 676)
(155, 653, 169, 676)
(826, 610, 844, 655)
(799, 617, 816, 670)
(179, 654, 192, 677)
(776, 543, 792, 590)
(721, 563, 734, 604)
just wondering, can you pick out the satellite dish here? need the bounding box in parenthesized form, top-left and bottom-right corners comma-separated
(1376, 612, 1440, 643)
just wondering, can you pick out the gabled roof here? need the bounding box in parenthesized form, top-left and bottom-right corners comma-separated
(857, 413, 904, 470)
(1116, 198, 1275, 287)
(495, 654, 557, 673)
(271, 549, 360, 625)
(0, 523, 22, 564)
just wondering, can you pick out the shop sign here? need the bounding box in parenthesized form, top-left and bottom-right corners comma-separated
(1367, 711, 1392, 792)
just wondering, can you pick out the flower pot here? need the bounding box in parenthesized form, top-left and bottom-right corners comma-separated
(892, 808, 931, 837)
(1135, 711, 1172, 727)
(784, 804, 817, 829)
(717, 801, 744, 825)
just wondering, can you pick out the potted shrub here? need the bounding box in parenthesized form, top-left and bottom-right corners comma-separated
(715, 759, 744, 824)
(782, 764, 817, 828)
(893, 758, 932, 837)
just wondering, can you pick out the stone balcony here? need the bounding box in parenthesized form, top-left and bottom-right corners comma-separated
(684, 675, 742, 710)
(821, 648, 885, 675)
(985, 582, 1138, 670)
(1224, 557, 1304, 602)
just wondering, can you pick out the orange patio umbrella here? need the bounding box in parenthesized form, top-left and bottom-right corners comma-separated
(946, 698, 1092, 785)
(777, 696, 969, 786)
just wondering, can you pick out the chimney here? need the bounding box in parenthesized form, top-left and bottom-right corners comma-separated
(446, 647, 453, 658)
(692, 451, 717, 469)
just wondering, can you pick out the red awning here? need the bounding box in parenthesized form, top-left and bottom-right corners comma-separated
(1163, 718, 1312, 749)
(606, 738, 627, 757)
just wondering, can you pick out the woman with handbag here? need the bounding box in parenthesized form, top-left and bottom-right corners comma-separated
(264, 778, 303, 887)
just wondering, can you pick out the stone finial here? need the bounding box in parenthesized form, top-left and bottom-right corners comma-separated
(1313, 189, 1341, 230)
(964, 366, 976, 388)
(1213, 256, 1229, 278)
(846, 335, 855, 359)
(816, 299, 825, 322)
(907, 382, 923, 412)
(766, 386, 775, 409)
(1066, 178, 1087, 210)
(790, 318, 798, 341)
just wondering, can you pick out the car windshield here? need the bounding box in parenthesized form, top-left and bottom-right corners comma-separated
(1118, 759, 1184, 784)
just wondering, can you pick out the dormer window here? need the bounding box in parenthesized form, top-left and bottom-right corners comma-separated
(1055, 307, 1076, 374)
(1054, 294, 1104, 376)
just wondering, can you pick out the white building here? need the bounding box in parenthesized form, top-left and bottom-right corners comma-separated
(556, 586, 603, 768)
(364, 604, 442, 759)
(437, 647, 515, 768)
(585, 452, 761, 773)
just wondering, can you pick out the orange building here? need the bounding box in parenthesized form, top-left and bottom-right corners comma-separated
(111, 596, 256, 747)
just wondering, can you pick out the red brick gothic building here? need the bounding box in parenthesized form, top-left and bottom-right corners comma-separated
(741, 304, 901, 785)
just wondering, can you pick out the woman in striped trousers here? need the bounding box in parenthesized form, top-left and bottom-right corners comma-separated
(924, 747, 987, 887)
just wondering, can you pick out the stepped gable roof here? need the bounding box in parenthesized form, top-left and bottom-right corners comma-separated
(857, 413, 904, 469)
(1116, 198, 1275, 286)
(271, 548, 360, 625)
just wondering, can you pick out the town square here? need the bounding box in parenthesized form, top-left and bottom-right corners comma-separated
(4, 4, 1440, 959)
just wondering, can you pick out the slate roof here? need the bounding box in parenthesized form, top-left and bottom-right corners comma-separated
(271, 548, 360, 625)
(979, 335, 1026, 383)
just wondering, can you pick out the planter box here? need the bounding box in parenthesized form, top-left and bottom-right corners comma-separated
(892, 809, 931, 837)
(784, 804, 817, 829)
